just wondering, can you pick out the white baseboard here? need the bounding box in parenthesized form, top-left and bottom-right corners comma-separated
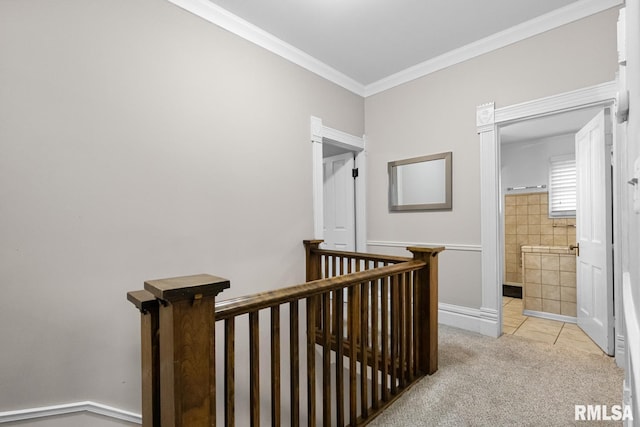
(0, 402, 141, 424)
(523, 310, 577, 324)
(439, 303, 499, 337)
(623, 272, 639, 424)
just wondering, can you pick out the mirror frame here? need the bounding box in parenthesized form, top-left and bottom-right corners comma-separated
(388, 151, 452, 211)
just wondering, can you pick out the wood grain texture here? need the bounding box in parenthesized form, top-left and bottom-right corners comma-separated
(306, 297, 317, 427)
(214, 261, 425, 320)
(271, 306, 281, 427)
(128, 242, 444, 427)
(289, 301, 300, 425)
(249, 311, 260, 427)
(409, 247, 444, 375)
(127, 291, 160, 427)
(225, 318, 235, 427)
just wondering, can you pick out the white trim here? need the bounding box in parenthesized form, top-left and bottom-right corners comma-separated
(477, 81, 619, 343)
(439, 303, 499, 337)
(322, 127, 365, 152)
(364, 0, 622, 96)
(494, 81, 618, 124)
(0, 401, 141, 424)
(367, 240, 481, 252)
(165, 0, 620, 98)
(523, 310, 577, 324)
(310, 116, 367, 252)
(166, 0, 365, 96)
(310, 116, 324, 240)
(354, 146, 367, 252)
(623, 273, 640, 421)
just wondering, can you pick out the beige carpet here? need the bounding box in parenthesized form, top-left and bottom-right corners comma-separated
(369, 325, 624, 427)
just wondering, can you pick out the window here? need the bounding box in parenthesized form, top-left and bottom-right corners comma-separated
(548, 155, 576, 217)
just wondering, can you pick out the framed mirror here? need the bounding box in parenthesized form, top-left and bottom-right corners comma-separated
(388, 151, 452, 211)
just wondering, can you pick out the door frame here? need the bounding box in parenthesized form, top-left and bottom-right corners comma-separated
(476, 81, 624, 360)
(310, 116, 367, 251)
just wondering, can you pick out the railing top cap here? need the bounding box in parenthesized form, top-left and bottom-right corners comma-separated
(127, 289, 158, 313)
(407, 245, 445, 254)
(144, 273, 230, 302)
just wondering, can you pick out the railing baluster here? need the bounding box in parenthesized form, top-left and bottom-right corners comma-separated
(360, 280, 370, 419)
(290, 301, 300, 426)
(128, 242, 444, 427)
(322, 293, 331, 426)
(390, 274, 399, 395)
(225, 318, 235, 427)
(399, 273, 406, 388)
(348, 284, 358, 426)
(406, 272, 414, 382)
(306, 297, 317, 427)
(381, 276, 389, 402)
(334, 289, 345, 426)
(271, 306, 281, 426)
(324, 255, 330, 280)
(371, 279, 380, 410)
(250, 311, 260, 427)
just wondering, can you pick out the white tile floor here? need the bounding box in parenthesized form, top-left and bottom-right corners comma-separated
(502, 296, 604, 356)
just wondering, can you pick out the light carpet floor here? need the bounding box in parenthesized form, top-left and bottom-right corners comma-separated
(368, 325, 624, 427)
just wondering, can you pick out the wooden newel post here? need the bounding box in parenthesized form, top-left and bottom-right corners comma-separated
(303, 239, 324, 281)
(408, 246, 445, 375)
(127, 290, 161, 427)
(144, 274, 230, 427)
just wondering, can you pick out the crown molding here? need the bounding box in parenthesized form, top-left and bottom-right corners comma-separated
(364, 0, 623, 97)
(166, 0, 365, 96)
(167, 0, 621, 99)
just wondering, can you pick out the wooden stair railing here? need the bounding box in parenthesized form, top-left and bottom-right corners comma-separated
(128, 240, 443, 426)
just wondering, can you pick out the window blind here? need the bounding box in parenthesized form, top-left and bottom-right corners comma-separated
(548, 155, 576, 217)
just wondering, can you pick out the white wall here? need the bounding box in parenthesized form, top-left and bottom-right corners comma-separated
(0, 0, 363, 418)
(501, 134, 574, 195)
(622, 0, 640, 420)
(365, 8, 619, 309)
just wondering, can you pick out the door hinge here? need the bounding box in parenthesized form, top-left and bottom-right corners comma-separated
(352, 168, 359, 179)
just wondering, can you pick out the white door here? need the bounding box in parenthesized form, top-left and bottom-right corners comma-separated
(575, 109, 614, 355)
(323, 152, 356, 251)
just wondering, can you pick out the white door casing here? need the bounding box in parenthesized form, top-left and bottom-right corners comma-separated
(323, 152, 356, 251)
(476, 81, 618, 340)
(310, 116, 366, 251)
(575, 109, 614, 355)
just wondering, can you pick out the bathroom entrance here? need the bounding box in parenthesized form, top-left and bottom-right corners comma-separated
(498, 106, 614, 355)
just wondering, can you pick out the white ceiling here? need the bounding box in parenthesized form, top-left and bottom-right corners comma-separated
(206, 0, 581, 85)
(500, 106, 604, 144)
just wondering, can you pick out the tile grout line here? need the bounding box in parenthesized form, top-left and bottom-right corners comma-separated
(553, 322, 566, 345)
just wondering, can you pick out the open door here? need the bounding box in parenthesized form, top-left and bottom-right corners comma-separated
(575, 109, 614, 355)
(323, 152, 356, 251)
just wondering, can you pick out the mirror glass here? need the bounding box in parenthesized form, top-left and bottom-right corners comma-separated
(388, 152, 452, 211)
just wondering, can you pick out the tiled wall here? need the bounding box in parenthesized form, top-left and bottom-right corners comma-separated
(504, 192, 576, 285)
(521, 246, 577, 317)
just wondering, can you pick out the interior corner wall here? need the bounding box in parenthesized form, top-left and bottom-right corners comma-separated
(364, 7, 619, 309)
(0, 0, 363, 416)
(622, 0, 640, 419)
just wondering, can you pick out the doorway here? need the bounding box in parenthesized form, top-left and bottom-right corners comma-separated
(310, 116, 366, 251)
(323, 146, 357, 251)
(498, 106, 613, 355)
(476, 81, 624, 363)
